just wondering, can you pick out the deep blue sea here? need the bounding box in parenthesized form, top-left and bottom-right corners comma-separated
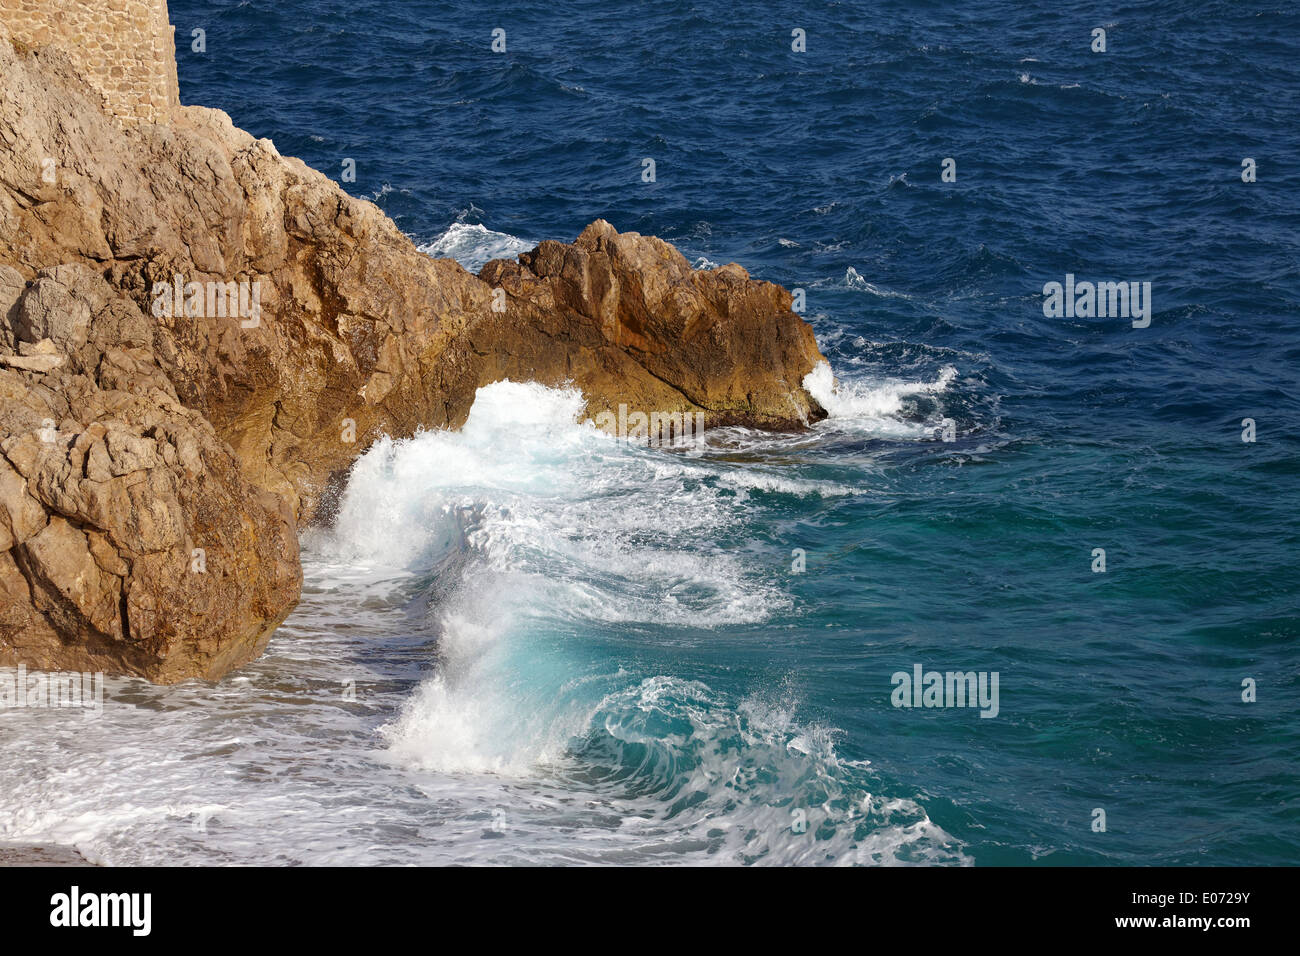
(2, 0, 1296, 865)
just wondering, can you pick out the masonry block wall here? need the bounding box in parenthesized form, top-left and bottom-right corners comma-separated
(1, 0, 180, 124)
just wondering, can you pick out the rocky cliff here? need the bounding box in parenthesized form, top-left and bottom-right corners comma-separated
(0, 23, 827, 682)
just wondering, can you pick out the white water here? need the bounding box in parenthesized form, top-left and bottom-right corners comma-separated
(418, 222, 534, 274)
(0, 223, 968, 865)
(0, 376, 967, 865)
(803, 361, 957, 438)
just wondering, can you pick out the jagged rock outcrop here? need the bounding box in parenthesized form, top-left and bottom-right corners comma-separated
(475, 222, 823, 430)
(0, 21, 826, 682)
(0, 263, 300, 681)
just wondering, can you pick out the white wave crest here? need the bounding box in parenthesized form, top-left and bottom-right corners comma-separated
(844, 267, 912, 299)
(803, 361, 956, 438)
(418, 222, 533, 273)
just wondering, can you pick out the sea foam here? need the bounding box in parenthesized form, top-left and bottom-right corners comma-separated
(803, 361, 957, 437)
(322, 380, 967, 863)
(417, 222, 533, 273)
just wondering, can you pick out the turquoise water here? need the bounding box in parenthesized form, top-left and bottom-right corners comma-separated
(0, 0, 1295, 865)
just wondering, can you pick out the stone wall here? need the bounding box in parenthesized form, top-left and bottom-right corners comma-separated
(1, 0, 179, 125)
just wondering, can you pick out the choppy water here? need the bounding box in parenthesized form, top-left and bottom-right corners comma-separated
(1, 0, 1297, 865)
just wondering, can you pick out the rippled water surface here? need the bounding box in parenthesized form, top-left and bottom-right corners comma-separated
(1, 0, 1296, 865)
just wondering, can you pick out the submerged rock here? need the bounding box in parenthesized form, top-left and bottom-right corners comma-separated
(0, 844, 92, 867)
(0, 20, 825, 682)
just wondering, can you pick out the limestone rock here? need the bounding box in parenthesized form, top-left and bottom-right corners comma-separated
(474, 220, 826, 430)
(0, 351, 301, 682)
(0, 16, 825, 683)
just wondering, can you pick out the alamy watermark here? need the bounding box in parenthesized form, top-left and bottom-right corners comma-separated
(891, 663, 999, 718)
(50, 886, 150, 936)
(592, 405, 706, 446)
(0, 665, 104, 719)
(1042, 274, 1151, 328)
(151, 274, 262, 328)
